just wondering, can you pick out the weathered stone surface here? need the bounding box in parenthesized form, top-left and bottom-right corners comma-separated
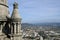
(0, 0, 22, 40)
(0, 0, 9, 21)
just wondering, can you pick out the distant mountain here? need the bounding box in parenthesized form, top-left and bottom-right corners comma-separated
(36, 22, 60, 25)
(22, 23, 60, 27)
(21, 23, 60, 30)
(21, 23, 60, 32)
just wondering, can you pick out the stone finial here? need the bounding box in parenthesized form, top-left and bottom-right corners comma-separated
(13, 2, 18, 9)
(11, 2, 21, 21)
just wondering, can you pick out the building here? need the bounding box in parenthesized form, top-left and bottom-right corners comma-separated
(22, 29, 43, 40)
(0, 0, 22, 40)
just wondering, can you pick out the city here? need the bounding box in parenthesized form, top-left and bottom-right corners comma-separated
(0, 0, 60, 40)
(22, 23, 60, 40)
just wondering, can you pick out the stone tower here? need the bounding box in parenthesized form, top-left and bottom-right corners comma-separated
(0, 0, 9, 20)
(0, 0, 10, 40)
(10, 2, 22, 40)
(0, 0, 22, 40)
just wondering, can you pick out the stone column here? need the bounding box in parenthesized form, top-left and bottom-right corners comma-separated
(40, 36, 43, 40)
(2, 22, 6, 32)
(9, 23, 10, 28)
(17, 22, 21, 34)
(18, 24, 19, 33)
(1, 24, 2, 32)
(14, 23, 16, 34)
(3, 22, 6, 27)
(10, 36, 13, 40)
(11, 23, 14, 34)
(0, 24, 3, 35)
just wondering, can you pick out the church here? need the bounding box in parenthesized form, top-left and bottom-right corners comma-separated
(0, 0, 22, 40)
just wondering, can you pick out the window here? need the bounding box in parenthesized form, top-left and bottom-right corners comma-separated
(13, 24, 14, 34)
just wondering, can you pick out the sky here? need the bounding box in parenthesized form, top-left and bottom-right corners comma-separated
(8, 0, 60, 23)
